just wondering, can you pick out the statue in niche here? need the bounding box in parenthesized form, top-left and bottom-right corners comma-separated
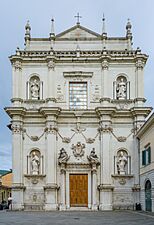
(117, 151, 127, 175)
(58, 148, 70, 164)
(31, 152, 40, 175)
(87, 148, 99, 164)
(30, 79, 40, 99)
(116, 78, 126, 100)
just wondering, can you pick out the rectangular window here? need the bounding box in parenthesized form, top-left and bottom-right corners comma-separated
(69, 82, 87, 109)
(142, 145, 151, 166)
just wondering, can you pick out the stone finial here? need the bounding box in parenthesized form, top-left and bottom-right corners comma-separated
(50, 17, 55, 38)
(126, 18, 132, 39)
(25, 20, 31, 39)
(102, 14, 107, 38)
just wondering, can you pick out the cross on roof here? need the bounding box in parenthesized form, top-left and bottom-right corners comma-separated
(75, 13, 82, 25)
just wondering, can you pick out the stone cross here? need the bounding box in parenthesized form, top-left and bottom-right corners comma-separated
(75, 13, 82, 24)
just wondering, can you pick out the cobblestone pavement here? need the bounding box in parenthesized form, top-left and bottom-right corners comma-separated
(0, 210, 154, 225)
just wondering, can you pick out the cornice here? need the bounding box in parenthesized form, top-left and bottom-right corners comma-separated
(9, 50, 148, 65)
(5, 107, 26, 118)
(63, 71, 93, 78)
(95, 107, 116, 117)
(130, 107, 152, 117)
(39, 107, 61, 117)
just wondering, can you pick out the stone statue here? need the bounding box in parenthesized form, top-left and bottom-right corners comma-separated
(31, 152, 40, 175)
(58, 148, 69, 164)
(116, 78, 126, 100)
(87, 148, 99, 164)
(30, 79, 40, 99)
(117, 151, 127, 175)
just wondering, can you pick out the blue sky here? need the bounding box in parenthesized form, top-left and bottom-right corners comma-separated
(0, 0, 154, 169)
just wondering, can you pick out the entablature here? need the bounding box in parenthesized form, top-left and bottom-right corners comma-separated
(9, 50, 148, 65)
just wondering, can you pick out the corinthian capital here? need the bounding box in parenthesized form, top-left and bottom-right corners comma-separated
(11, 124, 23, 134)
(98, 124, 113, 133)
(135, 59, 145, 69)
(101, 59, 109, 70)
(47, 60, 55, 70)
(13, 61, 22, 71)
(45, 125, 58, 135)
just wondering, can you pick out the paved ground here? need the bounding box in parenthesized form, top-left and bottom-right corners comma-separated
(0, 211, 154, 225)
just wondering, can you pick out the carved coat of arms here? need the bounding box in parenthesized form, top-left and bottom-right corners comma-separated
(72, 142, 85, 158)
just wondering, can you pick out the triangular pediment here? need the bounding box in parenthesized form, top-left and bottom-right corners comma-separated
(56, 24, 101, 39)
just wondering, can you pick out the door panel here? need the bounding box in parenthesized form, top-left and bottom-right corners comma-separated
(70, 174, 88, 207)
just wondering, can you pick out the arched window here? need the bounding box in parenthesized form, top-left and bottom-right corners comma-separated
(114, 149, 131, 175)
(145, 180, 152, 211)
(113, 75, 130, 100)
(26, 149, 44, 175)
(26, 75, 43, 100)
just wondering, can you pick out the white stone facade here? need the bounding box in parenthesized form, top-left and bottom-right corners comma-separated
(5, 19, 152, 211)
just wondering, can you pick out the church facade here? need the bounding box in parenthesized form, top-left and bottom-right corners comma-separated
(5, 18, 152, 211)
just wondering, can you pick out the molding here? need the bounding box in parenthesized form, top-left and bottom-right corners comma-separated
(24, 174, 46, 178)
(63, 71, 93, 79)
(130, 107, 152, 117)
(44, 184, 59, 190)
(98, 184, 114, 191)
(39, 107, 61, 117)
(111, 174, 134, 178)
(5, 107, 26, 118)
(9, 50, 148, 65)
(12, 185, 26, 190)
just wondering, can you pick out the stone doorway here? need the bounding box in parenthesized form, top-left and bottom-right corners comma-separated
(70, 174, 88, 207)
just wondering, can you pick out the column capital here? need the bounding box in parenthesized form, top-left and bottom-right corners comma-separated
(40, 107, 61, 118)
(135, 59, 145, 70)
(98, 125, 113, 133)
(45, 125, 58, 135)
(11, 124, 23, 135)
(47, 59, 55, 70)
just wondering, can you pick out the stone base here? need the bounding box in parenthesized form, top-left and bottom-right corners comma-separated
(99, 204, 113, 211)
(113, 204, 134, 210)
(12, 203, 24, 211)
(59, 204, 66, 211)
(91, 204, 98, 211)
(44, 203, 58, 211)
(24, 204, 44, 211)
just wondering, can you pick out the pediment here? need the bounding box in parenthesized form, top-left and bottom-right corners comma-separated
(56, 24, 101, 39)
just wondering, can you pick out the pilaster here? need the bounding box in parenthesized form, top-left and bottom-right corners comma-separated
(11, 51, 23, 101)
(96, 107, 114, 210)
(46, 53, 56, 106)
(40, 107, 61, 210)
(100, 53, 111, 105)
(135, 57, 145, 100)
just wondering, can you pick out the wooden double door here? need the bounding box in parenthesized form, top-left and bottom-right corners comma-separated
(70, 174, 88, 207)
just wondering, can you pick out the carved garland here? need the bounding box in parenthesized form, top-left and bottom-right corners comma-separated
(99, 125, 136, 142)
(21, 124, 136, 143)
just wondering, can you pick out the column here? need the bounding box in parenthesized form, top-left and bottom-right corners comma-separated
(92, 164, 98, 210)
(135, 59, 145, 100)
(100, 55, 110, 106)
(59, 164, 66, 210)
(47, 55, 56, 106)
(99, 119, 113, 210)
(45, 118, 57, 210)
(11, 118, 24, 210)
(12, 59, 22, 106)
(40, 108, 61, 210)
